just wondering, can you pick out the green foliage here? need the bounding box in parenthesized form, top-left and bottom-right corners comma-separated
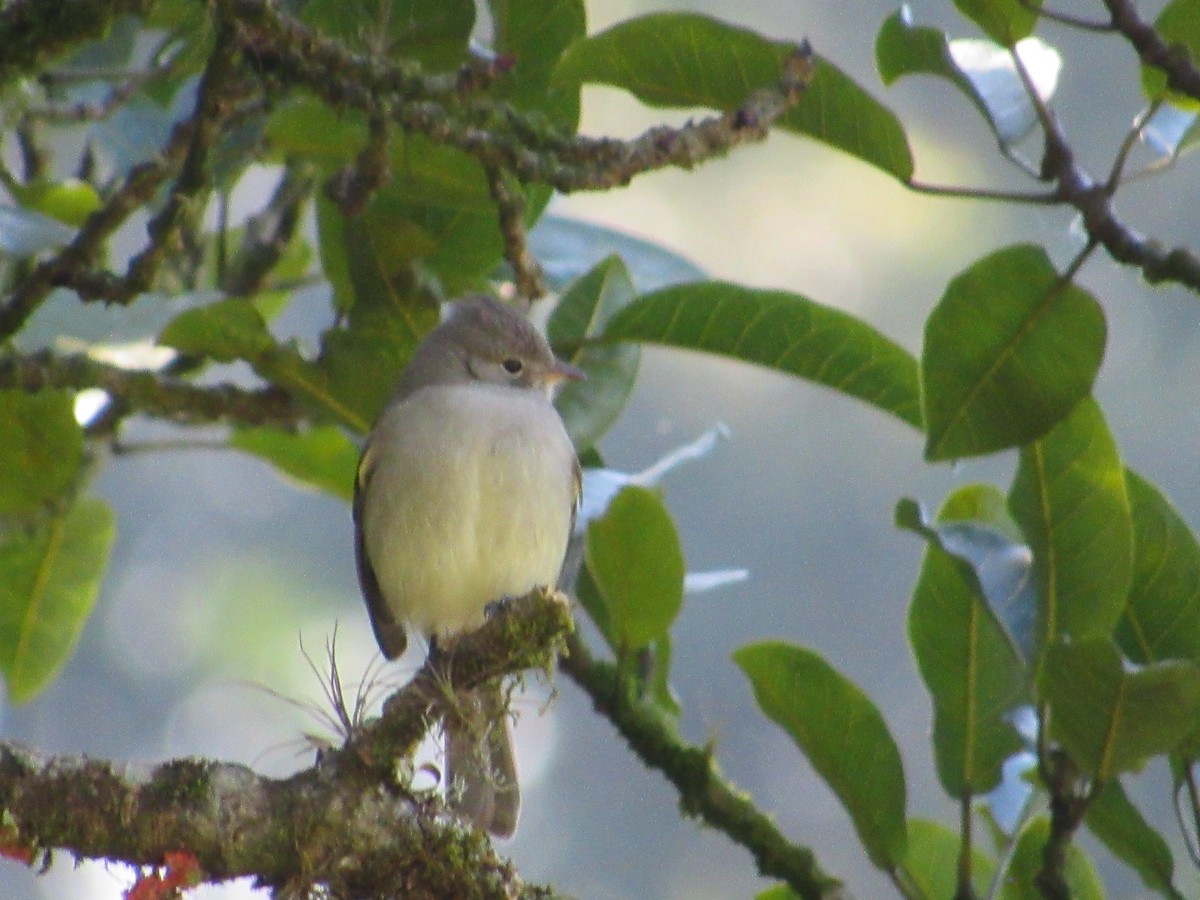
(603, 281, 922, 428)
(902, 819, 996, 899)
(548, 255, 640, 454)
(1119, 469, 1200, 664)
(159, 297, 274, 362)
(1143, 0, 1200, 104)
(1085, 780, 1181, 899)
(1003, 817, 1104, 900)
(953, 0, 1041, 46)
(922, 245, 1105, 461)
(734, 641, 908, 871)
(229, 426, 359, 502)
(585, 485, 684, 651)
(3, 0, 1200, 896)
(0, 390, 83, 514)
(901, 487, 1028, 796)
(1041, 638, 1200, 779)
(0, 496, 115, 702)
(554, 12, 914, 179)
(1009, 398, 1132, 652)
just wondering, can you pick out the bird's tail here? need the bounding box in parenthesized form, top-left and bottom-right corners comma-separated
(445, 683, 520, 838)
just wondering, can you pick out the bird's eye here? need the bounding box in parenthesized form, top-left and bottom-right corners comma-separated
(502, 358, 523, 375)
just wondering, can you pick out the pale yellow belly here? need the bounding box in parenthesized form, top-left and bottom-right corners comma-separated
(362, 384, 575, 636)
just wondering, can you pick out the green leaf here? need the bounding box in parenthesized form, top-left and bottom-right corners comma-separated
(876, 12, 1061, 147)
(313, 328, 413, 431)
(553, 12, 913, 179)
(229, 426, 358, 502)
(1086, 779, 1181, 899)
(1001, 816, 1104, 900)
(585, 485, 684, 649)
(902, 819, 996, 900)
(11, 179, 102, 228)
(953, 0, 1041, 46)
(602, 281, 922, 428)
(734, 641, 908, 870)
(548, 255, 640, 453)
(0, 496, 116, 703)
(490, 0, 585, 127)
(1118, 469, 1200, 665)
(158, 297, 274, 362)
(266, 97, 368, 168)
(903, 488, 1029, 796)
(1041, 638, 1200, 779)
(1008, 398, 1132, 653)
(301, 0, 474, 69)
(923, 245, 1106, 460)
(755, 887, 801, 900)
(1143, 0, 1200, 104)
(0, 390, 84, 514)
(382, 140, 507, 293)
(254, 342, 371, 433)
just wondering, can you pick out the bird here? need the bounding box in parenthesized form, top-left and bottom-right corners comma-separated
(353, 294, 582, 837)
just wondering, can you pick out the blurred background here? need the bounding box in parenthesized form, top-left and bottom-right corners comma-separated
(4, 0, 1199, 897)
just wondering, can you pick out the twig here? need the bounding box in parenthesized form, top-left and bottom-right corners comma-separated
(1101, 0, 1200, 103)
(0, 0, 153, 88)
(558, 631, 845, 900)
(0, 349, 302, 430)
(0, 120, 193, 339)
(325, 114, 392, 218)
(125, 15, 250, 294)
(224, 0, 815, 194)
(222, 163, 318, 297)
(1025, 1, 1113, 33)
(1008, 36, 1200, 291)
(486, 164, 545, 303)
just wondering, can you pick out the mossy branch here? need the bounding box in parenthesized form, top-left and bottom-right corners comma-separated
(0, 588, 574, 898)
(558, 631, 847, 900)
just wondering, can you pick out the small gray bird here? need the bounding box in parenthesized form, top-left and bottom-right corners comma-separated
(353, 294, 581, 837)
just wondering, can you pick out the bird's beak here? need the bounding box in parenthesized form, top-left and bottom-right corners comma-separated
(548, 359, 587, 383)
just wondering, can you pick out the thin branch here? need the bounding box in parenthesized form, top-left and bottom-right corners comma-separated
(30, 60, 176, 123)
(1025, 1, 1114, 33)
(1006, 32, 1200, 292)
(1105, 99, 1161, 192)
(558, 631, 845, 900)
(0, 120, 193, 339)
(125, 14, 250, 295)
(485, 165, 545, 304)
(956, 792, 975, 900)
(1101, 0, 1200, 104)
(0, 350, 302, 430)
(223, 0, 815, 194)
(222, 162, 318, 297)
(0, 0, 153, 88)
(325, 113, 392, 218)
(905, 180, 1059, 204)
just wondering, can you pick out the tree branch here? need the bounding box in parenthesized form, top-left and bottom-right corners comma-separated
(0, 588, 574, 898)
(1007, 38, 1200, 293)
(0, 0, 153, 88)
(558, 632, 846, 900)
(223, 0, 815, 193)
(0, 349, 302, 430)
(1101, 0, 1200, 103)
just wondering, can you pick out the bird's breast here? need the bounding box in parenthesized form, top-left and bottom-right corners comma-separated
(361, 384, 576, 635)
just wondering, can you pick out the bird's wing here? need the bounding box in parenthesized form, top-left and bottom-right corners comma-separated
(354, 442, 408, 660)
